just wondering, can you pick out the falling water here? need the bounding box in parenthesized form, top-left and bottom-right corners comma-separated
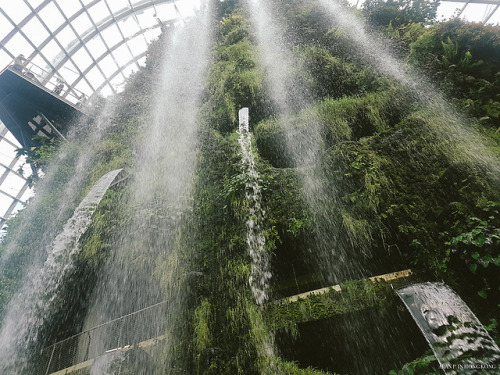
(245, 0, 366, 286)
(90, 351, 125, 375)
(0, 168, 122, 372)
(237, 107, 271, 305)
(77, 1, 213, 371)
(0, 98, 124, 270)
(398, 282, 500, 374)
(0, 82, 129, 375)
(316, 0, 500, 183)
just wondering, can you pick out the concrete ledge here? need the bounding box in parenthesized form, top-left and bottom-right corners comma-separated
(48, 335, 167, 375)
(264, 269, 415, 330)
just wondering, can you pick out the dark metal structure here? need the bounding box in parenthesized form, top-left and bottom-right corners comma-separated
(0, 65, 87, 148)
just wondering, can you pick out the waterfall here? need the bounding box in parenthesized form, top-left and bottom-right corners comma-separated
(237, 107, 271, 304)
(245, 0, 367, 287)
(398, 282, 500, 374)
(0, 168, 123, 373)
(77, 1, 214, 371)
(316, 0, 500, 183)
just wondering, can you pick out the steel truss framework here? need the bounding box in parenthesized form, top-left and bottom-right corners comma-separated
(0, 0, 186, 101)
(0, 0, 192, 223)
(443, 0, 500, 23)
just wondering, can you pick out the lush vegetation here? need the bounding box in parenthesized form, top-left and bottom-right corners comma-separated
(0, 0, 498, 374)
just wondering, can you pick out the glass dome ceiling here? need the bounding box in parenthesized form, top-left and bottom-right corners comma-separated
(0, 0, 199, 225)
(0, 0, 200, 99)
(0, 0, 497, 225)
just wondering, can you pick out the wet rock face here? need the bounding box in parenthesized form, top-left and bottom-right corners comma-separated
(398, 282, 500, 374)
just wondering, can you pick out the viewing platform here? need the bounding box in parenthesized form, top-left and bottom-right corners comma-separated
(0, 61, 90, 148)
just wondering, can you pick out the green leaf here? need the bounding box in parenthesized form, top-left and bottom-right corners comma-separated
(469, 264, 477, 274)
(478, 290, 487, 299)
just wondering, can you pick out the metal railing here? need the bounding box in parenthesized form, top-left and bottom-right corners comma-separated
(37, 301, 168, 375)
(8, 59, 87, 106)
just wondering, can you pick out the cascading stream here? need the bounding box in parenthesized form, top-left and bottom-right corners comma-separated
(237, 107, 271, 305)
(316, 0, 500, 183)
(0, 169, 122, 373)
(398, 282, 500, 374)
(245, 0, 365, 286)
(77, 1, 214, 370)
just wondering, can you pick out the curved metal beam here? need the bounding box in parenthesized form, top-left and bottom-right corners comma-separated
(0, 0, 178, 99)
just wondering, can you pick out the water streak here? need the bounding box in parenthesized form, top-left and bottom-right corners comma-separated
(238, 107, 271, 305)
(0, 169, 122, 373)
(316, 0, 500, 183)
(398, 282, 500, 374)
(78, 2, 213, 370)
(245, 0, 364, 285)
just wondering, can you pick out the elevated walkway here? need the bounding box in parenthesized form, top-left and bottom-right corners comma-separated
(39, 270, 416, 374)
(0, 63, 90, 148)
(264, 269, 416, 330)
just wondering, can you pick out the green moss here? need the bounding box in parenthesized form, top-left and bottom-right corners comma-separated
(255, 88, 411, 167)
(264, 277, 417, 330)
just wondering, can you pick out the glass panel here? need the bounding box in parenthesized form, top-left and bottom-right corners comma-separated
(0, 51, 13, 72)
(3, 173, 27, 195)
(38, 3, 66, 32)
(12, 157, 26, 173)
(0, 197, 14, 217)
(86, 36, 108, 60)
(0, 12, 13, 40)
(136, 56, 146, 67)
(154, 3, 179, 21)
(5, 34, 34, 58)
(118, 15, 141, 39)
(489, 10, 500, 24)
(56, 25, 78, 50)
(106, 0, 130, 14)
(21, 187, 34, 202)
(4, 132, 21, 148)
(72, 13, 93, 36)
(56, 1, 82, 18)
(27, 0, 44, 8)
(112, 44, 133, 67)
(28, 55, 51, 81)
(121, 62, 137, 79)
(135, 7, 156, 29)
(60, 60, 80, 85)
(127, 36, 148, 57)
(110, 74, 125, 91)
(461, 3, 491, 22)
(0, 142, 16, 166)
(143, 29, 161, 44)
(41, 40, 64, 65)
(87, 1, 111, 25)
(74, 80, 93, 96)
(11, 201, 27, 216)
(0, 2, 31, 24)
(99, 84, 114, 97)
(101, 24, 121, 47)
(99, 54, 119, 76)
(177, 0, 201, 17)
(86, 66, 106, 88)
(23, 17, 49, 47)
(72, 47, 94, 71)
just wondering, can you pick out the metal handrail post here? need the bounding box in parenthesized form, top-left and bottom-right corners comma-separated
(44, 344, 56, 375)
